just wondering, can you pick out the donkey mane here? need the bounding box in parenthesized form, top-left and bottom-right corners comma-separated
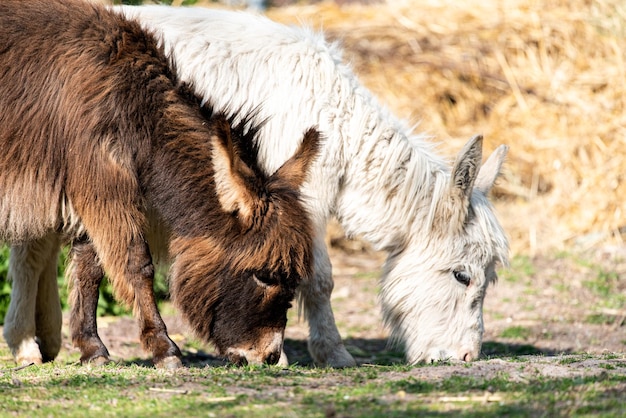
(343, 126, 448, 220)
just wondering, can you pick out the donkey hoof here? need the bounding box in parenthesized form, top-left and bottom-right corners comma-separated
(13, 339, 43, 366)
(314, 345, 357, 368)
(80, 355, 111, 367)
(16, 356, 43, 367)
(80, 349, 111, 366)
(39, 338, 62, 363)
(88, 356, 112, 367)
(155, 356, 183, 370)
(327, 355, 357, 368)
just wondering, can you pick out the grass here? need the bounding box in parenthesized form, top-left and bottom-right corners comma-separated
(500, 326, 533, 340)
(2, 243, 625, 416)
(499, 255, 536, 284)
(491, 251, 626, 330)
(1, 350, 625, 417)
(0, 245, 624, 417)
(578, 261, 626, 327)
(2, 239, 624, 417)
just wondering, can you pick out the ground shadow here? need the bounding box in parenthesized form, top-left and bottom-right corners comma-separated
(283, 337, 405, 366)
(117, 337, 403, 368)
(117, 338, 571, 368)
(283, 338, 569, 366)
(481, 340, 571, 357)
(119, 350, 229, 368)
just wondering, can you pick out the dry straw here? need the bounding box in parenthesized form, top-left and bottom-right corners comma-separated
(266, 0, 626, 254)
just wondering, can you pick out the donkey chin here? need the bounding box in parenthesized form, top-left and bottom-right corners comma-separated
(221, 330, 286, 366)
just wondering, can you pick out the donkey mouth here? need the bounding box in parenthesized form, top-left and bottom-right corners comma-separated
(224, 347, 282, 366)
(226, 351, 249, 366)
(222, 329, 285, 366)
(423, 346, 481, 364)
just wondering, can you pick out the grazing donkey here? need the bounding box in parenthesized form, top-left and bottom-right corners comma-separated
(0, 0, 319, 368)
(6, 5, 510, 367)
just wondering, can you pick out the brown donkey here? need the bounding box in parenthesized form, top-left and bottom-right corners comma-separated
(0, 0, 319, 368)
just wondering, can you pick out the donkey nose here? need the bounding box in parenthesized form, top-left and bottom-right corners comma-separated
(229, 354, 248, 366)
(264, 351, 281, 365)
(462, 352, 475, 362)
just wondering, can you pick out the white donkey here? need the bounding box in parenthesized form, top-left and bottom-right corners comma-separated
(3, 6, 509, 367)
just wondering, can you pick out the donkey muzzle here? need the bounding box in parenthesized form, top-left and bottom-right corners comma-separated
(224, 330, 284, 366)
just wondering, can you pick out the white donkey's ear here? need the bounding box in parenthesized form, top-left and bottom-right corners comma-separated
(434, 135, 483, 232)
(475, 144, 509, 194)
(450, 134, 483, 203)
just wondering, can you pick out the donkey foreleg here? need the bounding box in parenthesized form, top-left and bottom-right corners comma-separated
(299, 234, 356, 367)
(34, 237, 63, 362)
(70, 237, 182, 368)
(123, 237, 182, 368)
(68, 238, 111, 365)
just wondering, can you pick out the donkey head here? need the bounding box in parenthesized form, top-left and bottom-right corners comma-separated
(170, 115, 320, 365)
(381, 135, 509, 364)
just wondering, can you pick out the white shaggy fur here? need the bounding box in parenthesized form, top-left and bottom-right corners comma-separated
(3, 6, 509, 366)
(4, 236, 62, 365)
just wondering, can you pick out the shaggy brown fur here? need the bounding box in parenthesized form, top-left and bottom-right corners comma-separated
(0, 0, 318, 367)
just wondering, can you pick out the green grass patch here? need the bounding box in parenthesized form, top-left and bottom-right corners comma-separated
(498, 255, 535, 283)
(585, 313, 622, 326)
(583, 269, 620, 298)
(353, 270, 382, 280)
(1, 340, 626, 417)
(500, 326, 533, 340)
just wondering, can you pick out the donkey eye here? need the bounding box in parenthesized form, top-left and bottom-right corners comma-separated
(453, 270, 471, 287)
(252, 273, 277, 288)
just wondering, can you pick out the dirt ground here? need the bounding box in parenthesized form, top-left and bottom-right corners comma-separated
(43, 220, 626, 378)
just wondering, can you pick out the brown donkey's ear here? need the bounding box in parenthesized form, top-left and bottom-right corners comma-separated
(271, 128, 322, 190)
(210, 114, 257, 224)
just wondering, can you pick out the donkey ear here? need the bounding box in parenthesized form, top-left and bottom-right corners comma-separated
(435, 135, 483, 232)
(475, 144, 509, 194)
(271, 128, 321, 189)
(449, 134, 483, 205)
(210, 115, 256, 223)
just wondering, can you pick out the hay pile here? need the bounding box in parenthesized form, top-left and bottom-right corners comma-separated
(263, 0, 626, 254)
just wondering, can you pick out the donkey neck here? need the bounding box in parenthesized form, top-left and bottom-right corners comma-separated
(333, 106, 450, 253)
(143, 113, 234, 240)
